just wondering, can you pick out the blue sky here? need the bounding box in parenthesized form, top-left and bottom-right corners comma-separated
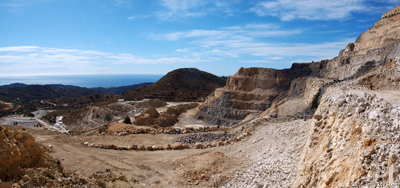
(0, 0, 399, 76)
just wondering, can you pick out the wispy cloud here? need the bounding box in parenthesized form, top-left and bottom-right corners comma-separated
(0, 46, 206, 75)
(242, 60, 271, 63)
(250, 0, 400, 21)
(109, 53, 206, 64)
(154, 23, 354, 62)
(176, 48, 189, 53)
(126, 15, 152, 20)
(161, 23, 301, 41)
(250, 0, 366, 21)
(156, 0, 240, 21)
(0, 3, 24, 7)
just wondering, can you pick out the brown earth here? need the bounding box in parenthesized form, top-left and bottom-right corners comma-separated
(19, 126, 247, 188)
(123, 68, 227, 102)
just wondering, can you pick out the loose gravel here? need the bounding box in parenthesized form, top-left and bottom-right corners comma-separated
(175, 133, 235, 144)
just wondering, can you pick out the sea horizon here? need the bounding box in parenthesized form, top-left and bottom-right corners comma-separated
(0, 74, 163, 88)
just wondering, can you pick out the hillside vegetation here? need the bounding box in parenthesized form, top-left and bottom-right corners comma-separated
(123, 68, 227, 102)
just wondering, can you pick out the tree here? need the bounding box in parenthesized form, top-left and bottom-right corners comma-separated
(123, 116, 131, 124)
(104, 114, 112, 121)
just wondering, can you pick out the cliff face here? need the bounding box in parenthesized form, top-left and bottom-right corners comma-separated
(319, 10, 400, 80)
(197, 5, 400, 127)
(196, 64, 319, 126)
(0, 126, 55, 181)
(294, 73, 400, 187)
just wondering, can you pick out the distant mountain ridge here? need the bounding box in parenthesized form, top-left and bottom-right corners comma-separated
(0, 82, 153, 95)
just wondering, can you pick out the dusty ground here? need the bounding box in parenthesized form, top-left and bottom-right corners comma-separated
(7, 89, 397, 187)
(24, 127, 248, 188)
(0, 97, 315, 187)
(276, 97, 308, 116)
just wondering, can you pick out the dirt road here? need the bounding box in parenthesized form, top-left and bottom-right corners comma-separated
(29, 128, 246, 187)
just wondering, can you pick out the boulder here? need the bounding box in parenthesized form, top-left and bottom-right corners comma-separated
(135, 113, 153, 126)
(146, 145, 154, 151)
(138, 144, 145, 150)
(172, 143, 182, 150)
(166, 144, 172, 150)
(195, 143, 204, 149)
(132, 145, 138, 150)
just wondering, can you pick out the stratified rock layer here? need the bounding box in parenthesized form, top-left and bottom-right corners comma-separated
(196, 64, 319, 126)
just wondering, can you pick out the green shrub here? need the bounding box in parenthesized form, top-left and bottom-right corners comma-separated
(123, 116, 131, 124)
(104, 114, 112, 121)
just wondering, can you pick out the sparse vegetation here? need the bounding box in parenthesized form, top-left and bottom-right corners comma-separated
(104, 114, 112, 121)
(123, 116, 131, 124)
(43, 108, 87, 125)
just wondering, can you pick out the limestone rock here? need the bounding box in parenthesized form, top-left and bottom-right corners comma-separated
(0, 126, 56, 181)
(363, 147, 375, 158)
(172, 143, 182, 150)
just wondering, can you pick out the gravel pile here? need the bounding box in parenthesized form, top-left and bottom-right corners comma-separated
(222, 119, 311, 188)
(175, 133, 235, 144)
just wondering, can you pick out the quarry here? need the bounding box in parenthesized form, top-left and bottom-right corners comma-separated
(1, 5, 400, 188)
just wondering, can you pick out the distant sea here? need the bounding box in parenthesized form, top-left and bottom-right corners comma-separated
(0, 74, 163, 88)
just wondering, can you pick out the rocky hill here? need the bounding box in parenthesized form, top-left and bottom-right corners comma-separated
(195, 5, 400, 188)
(91, 82, 153, 95)
(0, 84, 103, 103)
(122, 68, 227, 102)
(196, 5, 400, 127)
(196, 63, 320, 126)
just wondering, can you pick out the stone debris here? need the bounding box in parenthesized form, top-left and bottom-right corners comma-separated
(223, 119, 311, 188)
(293, 87, 400, 187)
(175, 133, 235, 145)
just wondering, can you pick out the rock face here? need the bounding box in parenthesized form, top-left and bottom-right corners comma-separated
(197, 6, 400, 127)
(196, 64, 320, 126)
(294, 83, 400, 187)
(318, 9, 400, 80)
(0, 126, 55, 181)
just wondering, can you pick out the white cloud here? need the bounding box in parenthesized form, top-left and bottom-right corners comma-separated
(176, 48, 189, 52)
(162, 23, 301, 41)
(155, 23, 355, 62)
(271, 57, 284, 60)
(0, 46, 206, 75)
(242, 60, 271, 63)
(0, 46, 40, 52)
(250, 0, 366, 21)
(0, 3, 24, 7)
(126, 15, 152, 20)
(109, 53, 206, 64)
(156, 0, 241, 20)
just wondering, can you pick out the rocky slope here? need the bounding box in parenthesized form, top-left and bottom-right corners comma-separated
(294, 73, 400, 187)
(196, 63, 320, 126)
(0, 125, 103, 187)
(0, 125, 55, 181)
(197, 6, 400, 128)
(230, 6, 400, 188)
(123, 68, 227, 102)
